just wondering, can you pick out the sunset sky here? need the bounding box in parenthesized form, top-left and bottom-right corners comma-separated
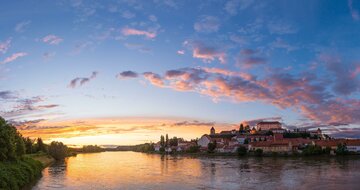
(1, 0, 360, 145)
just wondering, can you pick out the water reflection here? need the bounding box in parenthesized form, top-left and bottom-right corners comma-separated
(33, 152, 360, 190)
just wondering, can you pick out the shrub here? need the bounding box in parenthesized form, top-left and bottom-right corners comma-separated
(0, 157, 43, 190)
(187, 145, 200, 153)
(255, 149, 263, 156)
(237, 146, 247, 156)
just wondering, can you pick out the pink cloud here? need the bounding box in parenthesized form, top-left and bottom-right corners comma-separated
(121, 27, 156, 39)
(192, 43, 226, 64)
(143, 72, 164, 87)
(133, 67, 360, 125)
(177, 50, 185, 55)
(1, 52, 28, 64)
(42, 34, 63, 45)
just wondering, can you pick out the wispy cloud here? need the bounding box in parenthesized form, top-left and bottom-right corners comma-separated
(14, 20, 31, 33)
(224, 0, 254, 15)
(121, 27, 156, 39)
(194, 15, 220, 33)
(121, 10, 136, 19)
(348, 0, 360, 21)
(68, 71, 98, 88)
(268, 20, 297, 35)
(1, 52, 28, 64)
(0, 38, 11, 54)
(143, 72, 164, 87)
(0, 91, 18, 100)
(42, 34, 63, 45)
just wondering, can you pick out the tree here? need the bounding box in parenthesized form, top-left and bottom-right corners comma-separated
(48, 141, 68, 160)
(187, 145, 200, 153)
(24, 137, 34, 154)
(207, 141, 217, 153)
(15, 132, 26, 157)
(165, 134, 169, 147)
(245, 125, 250, 131)
(169, 137, 178, 147)
(239, 124, 244, 133)
(37, 137, 46, 152)
(255, 148, 263, 156)
(237, 146, 247, 156)
(244, 139, 249, 144)
(336, 143, 348, 155)
(0, 117, 22, 161)
(160, 135, 165, 148)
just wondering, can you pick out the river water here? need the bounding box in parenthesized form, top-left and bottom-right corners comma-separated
(32, 151, 360, 190)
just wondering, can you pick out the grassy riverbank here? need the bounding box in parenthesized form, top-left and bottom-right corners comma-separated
(0, 153, 55, 190)
(0, 157, 44, 190)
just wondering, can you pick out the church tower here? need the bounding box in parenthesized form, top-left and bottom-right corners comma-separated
(210, 127, 215, 135)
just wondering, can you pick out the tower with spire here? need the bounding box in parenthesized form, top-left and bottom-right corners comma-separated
(210, 126, 215, 135)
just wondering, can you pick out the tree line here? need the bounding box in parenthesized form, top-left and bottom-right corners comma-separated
(0, 116, 69, 161)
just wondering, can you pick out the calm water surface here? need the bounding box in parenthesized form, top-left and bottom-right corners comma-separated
(32, 151, 360, 190)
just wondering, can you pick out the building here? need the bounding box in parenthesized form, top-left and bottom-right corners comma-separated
(256, 121, 282, 131)
(198, 134, 212, 148)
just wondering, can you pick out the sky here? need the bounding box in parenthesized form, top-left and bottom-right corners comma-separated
(0, 0, 360, 145)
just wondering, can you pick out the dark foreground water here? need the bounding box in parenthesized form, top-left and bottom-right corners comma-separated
(32, 151, 360, 190)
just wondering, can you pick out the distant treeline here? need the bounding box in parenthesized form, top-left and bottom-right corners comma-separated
(114, 143, 155, 152)
(71, 145, 104, 153)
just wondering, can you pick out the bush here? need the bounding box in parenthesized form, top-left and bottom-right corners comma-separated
(302, 145, 323, 156)
(336, 143, 348, 155)
(237, 146, 247, 156)
(207, 142, 216, 153)
(187, 145, 200, 153)
(0, 157, 43, 190)
(255, 149, 263, 156)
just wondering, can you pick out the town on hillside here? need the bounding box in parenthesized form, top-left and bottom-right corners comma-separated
(153, 121, 360, 155)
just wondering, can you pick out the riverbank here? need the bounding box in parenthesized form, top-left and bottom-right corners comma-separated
(0, 153, 55, 190)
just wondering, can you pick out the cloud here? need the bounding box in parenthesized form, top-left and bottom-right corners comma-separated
(0, 91, 18, 100)
(1, 52, 28, 64)
(68, 71, 98, 88)
(319, 54, 359, 95)
(143, 72, 164, 87)
(236, 49, 266, 67)
(271, 38, 298, 52)
(224, 0, 254, 15)
(241, 117, 282, 127)
(177, 50, 185, 55)
(42, 34, 63, 45)
(0, 95, 60, 120)
(121, 27, 156, 39)
(14, 20, 31, 33)
(0, 38, 11, 54)
(134, 67, 360, 125)
(348, 0, 360, 21)
(194, 15, 220, 33)
(122, 10, 135, 19)
(149, 15, 157, 22)
(268, 20, 297, 35)
(116, 71, 138, 79)
(189, 41, 226, 64)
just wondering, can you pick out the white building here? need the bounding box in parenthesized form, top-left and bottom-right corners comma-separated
(197, 135, 211, 148)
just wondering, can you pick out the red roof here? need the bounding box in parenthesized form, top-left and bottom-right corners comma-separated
(257, 121, 281, 125)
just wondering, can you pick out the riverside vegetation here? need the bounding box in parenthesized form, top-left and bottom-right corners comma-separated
(0, 116, 75, 190)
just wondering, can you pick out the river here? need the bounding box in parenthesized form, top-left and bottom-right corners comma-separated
(32, 151, 360, 190)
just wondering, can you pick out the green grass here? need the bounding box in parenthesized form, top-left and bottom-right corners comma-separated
(0, 157, 43, 190)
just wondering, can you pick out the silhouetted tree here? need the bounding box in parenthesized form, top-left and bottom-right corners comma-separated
(160, 135, 165, 148)
(165, 134, 169, 147)
(24, 137, 34, 154)
(36, 137, 46, 152)
(239, 124, 244, 133)
(207, 141, 217, 153)
(237, 146, 247, 156)
(48, 141, 68, 160)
